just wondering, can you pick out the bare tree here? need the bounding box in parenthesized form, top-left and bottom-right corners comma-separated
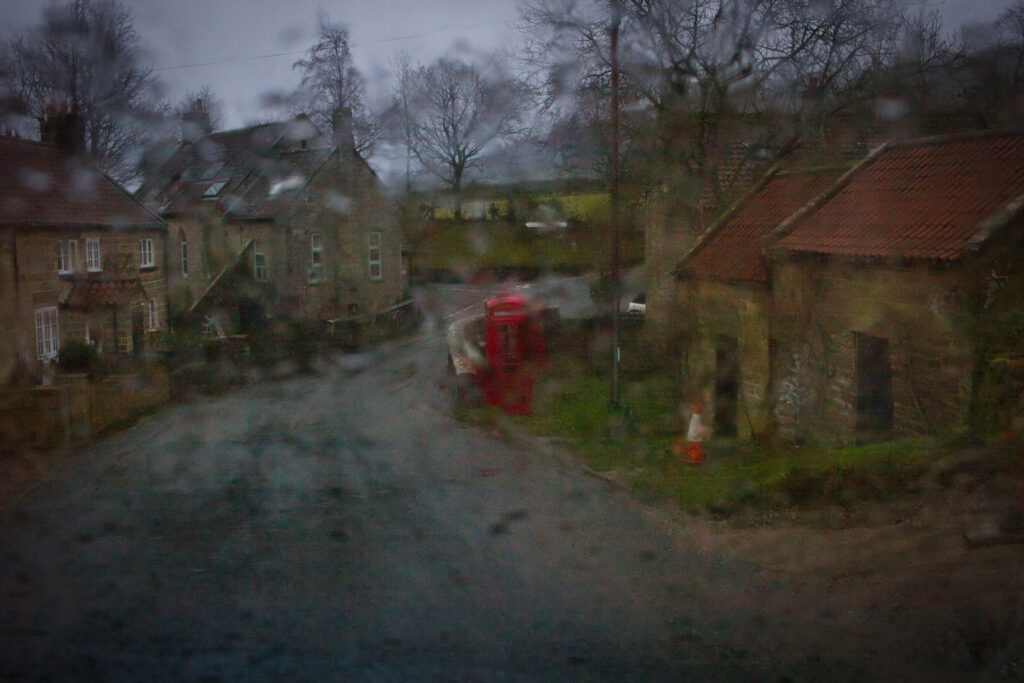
(292, 11, 379, 154)
(520, 0, 906, 203)
(389, 50, 417, 194)
(405, 55, 527, 217)
(957, 1, 1024, 127)
(0, 0, 160, 181)
(879, 10, 963, 128)
(519, 0, 649, 187)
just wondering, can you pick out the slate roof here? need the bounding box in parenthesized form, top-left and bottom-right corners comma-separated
(680, 167, 845, 284)
(142, 117, 334, 220)
(773, 131, 1024, 261)
(0, 137, 163, 229)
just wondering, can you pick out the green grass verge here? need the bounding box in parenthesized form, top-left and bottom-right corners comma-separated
(514, 355, 946, 516)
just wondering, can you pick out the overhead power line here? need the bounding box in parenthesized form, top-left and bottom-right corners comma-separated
(154, 19, 514, 72)
(155, 50, 303, 72)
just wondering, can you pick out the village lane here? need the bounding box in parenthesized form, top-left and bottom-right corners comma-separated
(2, 283, 1018, 682)
(0, 283, 768, 681)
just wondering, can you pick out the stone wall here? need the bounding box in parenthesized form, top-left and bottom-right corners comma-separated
(771, 258, 976, 442)
(0, 369, 170, 452)
(287, 150, 406, 320)
(679, 278, 773, 439)
(641, 189, 711, 371)
(0, 385, 70, 449)
(86, 370, 170, 434)
(2, 225, 169, 381)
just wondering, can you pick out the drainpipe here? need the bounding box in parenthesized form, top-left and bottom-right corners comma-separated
(11, 230, 25, 368)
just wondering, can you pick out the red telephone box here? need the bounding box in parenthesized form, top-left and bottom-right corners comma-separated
(480, 296, 544, 415)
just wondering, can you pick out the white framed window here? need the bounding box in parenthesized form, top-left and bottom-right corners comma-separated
(139, 238, 154, 269)
(148, 299, 157, 331)
(179, 230, 188, 277)
(57, 239, 77, 274)
(309, 233, 323, 283)
(254, 251, 267, 281)
(368, 231, 383, 281)
(86, 238, 101, 272)
(35, 307, 59, 360)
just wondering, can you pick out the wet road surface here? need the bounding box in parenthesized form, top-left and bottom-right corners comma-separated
(3, 284, 1018, 681)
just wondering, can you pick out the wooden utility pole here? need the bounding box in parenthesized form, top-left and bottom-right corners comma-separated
(609, 0, 622, 409)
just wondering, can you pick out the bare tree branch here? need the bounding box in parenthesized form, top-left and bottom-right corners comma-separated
(0, 0, 161, 182)
(403, 54, 528, 215)
(291, 11, 380, 154)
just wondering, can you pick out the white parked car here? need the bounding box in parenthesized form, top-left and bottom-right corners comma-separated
(626, 293, 646, 316)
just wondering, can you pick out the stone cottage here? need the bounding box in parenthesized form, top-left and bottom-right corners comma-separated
(138, 108, 408, 336)
(0, 114, 167, 385)
(768, 130, 1024, 442)
(673, 165, 846, 439)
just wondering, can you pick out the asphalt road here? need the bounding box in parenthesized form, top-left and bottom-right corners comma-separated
(2, 284, 1020, 681)
(0, 283, 749, 681)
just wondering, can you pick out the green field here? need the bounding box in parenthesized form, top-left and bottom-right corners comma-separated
(410, 218, 643, 277)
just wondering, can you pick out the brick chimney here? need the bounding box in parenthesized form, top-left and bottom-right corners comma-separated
(38, 101, 85, 155)
(332, 107, 354, 152)
(181, 97, 212, 143)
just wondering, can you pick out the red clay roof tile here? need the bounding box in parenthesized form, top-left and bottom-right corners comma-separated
(774, 132, 1024, 260)
(684, 168, 845, 284)
(59, 279, 146, 311)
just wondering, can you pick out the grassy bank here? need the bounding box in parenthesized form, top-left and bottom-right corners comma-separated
(510, 352, 952, 518)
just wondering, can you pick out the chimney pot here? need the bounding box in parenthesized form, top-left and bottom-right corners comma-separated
(38, 99, 85, 155)
(333, 108, 354, 152)
(182, 97, 213, 142)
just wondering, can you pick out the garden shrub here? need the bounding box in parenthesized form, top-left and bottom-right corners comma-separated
(58, 339, 98, 375)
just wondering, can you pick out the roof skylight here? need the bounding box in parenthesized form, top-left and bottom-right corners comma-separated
(202, 180, 227, 198)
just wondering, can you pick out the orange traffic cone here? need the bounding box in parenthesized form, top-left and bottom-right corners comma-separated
(685, 401, 705, 465)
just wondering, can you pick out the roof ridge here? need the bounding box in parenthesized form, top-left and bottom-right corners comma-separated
(207, 121, 285, 138)
(967, 192, 1024, 253)
(675, 164, 782, 274)
(774, 163, 852, 178)
(767, 140, 892, 248)
(89, 158, 167, 229)
(770, 131, 1024, 262)
(881, 128, 1024, 150)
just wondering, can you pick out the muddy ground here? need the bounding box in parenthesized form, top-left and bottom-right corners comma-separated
(2, 284, 1023, 681)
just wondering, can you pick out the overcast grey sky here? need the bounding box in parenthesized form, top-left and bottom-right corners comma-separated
(4, 0, 521, 129)
(2, 0, 1016, 131)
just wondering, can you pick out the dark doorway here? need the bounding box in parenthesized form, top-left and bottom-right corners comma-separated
(131, 310, 144, 356)
(714, 335, 739, 437)
(855, 332, 893, 443)
(238, 297, 266, 335)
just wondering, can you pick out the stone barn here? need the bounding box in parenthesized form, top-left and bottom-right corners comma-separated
(768, 130, 1024, 443)
(674, 166, 846, 439)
